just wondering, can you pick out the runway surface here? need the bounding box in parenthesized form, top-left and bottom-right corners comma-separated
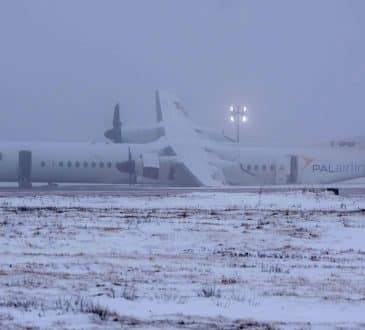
(0, 183, 365, 197)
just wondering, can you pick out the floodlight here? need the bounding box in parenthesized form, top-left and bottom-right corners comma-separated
(227, 103, 250, 143)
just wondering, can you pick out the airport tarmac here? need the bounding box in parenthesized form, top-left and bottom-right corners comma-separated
(0, 183, 365, 197)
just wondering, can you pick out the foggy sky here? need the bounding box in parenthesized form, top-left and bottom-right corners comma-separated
(0, 0, 364, 145)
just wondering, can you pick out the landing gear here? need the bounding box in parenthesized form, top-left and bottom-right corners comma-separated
(18, 150, 32, 189)
(326, 188, 339, 196)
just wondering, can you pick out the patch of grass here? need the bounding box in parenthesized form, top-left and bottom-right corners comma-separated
(122, 284, 137, 301)
(55, 296, 113, 320)
(0, 219, 8, 226)
(261, 264, 289, 274)
(197, 284, 221, 298)
(221, 276, 238, 285)
(0, 297, 44, 311)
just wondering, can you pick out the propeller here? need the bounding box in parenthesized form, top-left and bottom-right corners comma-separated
(104, 103, 122, 143)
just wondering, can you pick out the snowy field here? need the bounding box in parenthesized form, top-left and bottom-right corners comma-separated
(1, 190, 365, 329)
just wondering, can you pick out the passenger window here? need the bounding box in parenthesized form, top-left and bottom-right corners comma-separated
(270, 165, 275, 171)
(75, 161, 80, 168)
(67, 161, 72, 168)
(83, 162, 88, 168)
(262, 165, 267, 171)
(91, 162, 96, 168)
(247, 165, 252, 171)
(0, 153, 2, 161)
(59, 161, 64, 167)
(100, 162, 105, 168)
(254, 165, 259, 171)
(41, 161, 46, 167)
(107, 162, 112, 169)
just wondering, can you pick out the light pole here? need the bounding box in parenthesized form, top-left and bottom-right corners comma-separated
(229, 105, 248, 143)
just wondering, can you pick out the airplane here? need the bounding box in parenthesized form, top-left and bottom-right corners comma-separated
(102, 91, 365, 187)
(0, 92, 206, 188)
(0, 90, 365, 188)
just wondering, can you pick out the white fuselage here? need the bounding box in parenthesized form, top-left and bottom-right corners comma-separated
(0, 141, 200, 186)
(209, 143, 365, 185)
(1, 141, 364, 187)
(0, 142, 132, 184)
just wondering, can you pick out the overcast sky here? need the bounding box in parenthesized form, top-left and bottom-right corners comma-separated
(0, 0, 364, 145)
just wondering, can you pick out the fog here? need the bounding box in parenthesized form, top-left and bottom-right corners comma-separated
(0, 0, 364, 145)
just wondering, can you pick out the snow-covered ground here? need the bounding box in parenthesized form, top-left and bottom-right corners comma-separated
(1, 190, 365, 329)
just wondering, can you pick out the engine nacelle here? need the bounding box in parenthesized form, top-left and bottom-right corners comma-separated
(121, 126, 165, 144)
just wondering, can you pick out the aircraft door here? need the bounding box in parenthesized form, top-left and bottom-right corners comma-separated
(288, 155, 298, 184)
(18, 150, 32, 188)
(141, 153, 160, 180)
(275, 163, 287, 185)
(274, 156, 290, 185)
(275, 155, 299, 185)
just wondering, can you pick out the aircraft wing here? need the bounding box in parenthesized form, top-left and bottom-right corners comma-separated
(156, 90, 225, 186)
